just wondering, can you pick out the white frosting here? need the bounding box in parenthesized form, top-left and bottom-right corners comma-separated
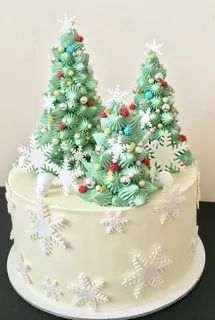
(8, 165, 198, 312)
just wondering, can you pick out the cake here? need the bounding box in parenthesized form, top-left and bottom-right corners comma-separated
(6, 16, 204, 318)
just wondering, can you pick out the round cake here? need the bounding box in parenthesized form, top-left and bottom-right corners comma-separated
(6, 163, 201, 315)
(6, 16, 205, 319)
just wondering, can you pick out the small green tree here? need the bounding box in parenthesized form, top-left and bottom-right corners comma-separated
(78, 85, 159, 207)
(19, 16, 102, 177)
(133, 40, 193, 176)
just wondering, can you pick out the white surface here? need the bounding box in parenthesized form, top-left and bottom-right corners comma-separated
(7, 236, 205, 319)
(0, 0, 215, 202)
(8, 164, 199, 312)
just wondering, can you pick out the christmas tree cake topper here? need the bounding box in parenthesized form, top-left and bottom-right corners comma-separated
(132, 40, 193, 181)
(78, 85, 160, 207)
(18, 15, 103, 195)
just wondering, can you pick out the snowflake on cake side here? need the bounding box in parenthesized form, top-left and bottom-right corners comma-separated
(5, 182, 15, 239)
(18, 135, 57, 174)
(101, 210, 129, 235)
(122, 246, 173, 299)
(16, 249, 32, 284)
(68, 273, 109, 310)
(191, 225, 199, 259)
(52, 158, 83, 195)
(42, 277, 64, 301)
(146, 131, 189, 178)
(154, 184, 185, 224)
(25, 202, 66, 255)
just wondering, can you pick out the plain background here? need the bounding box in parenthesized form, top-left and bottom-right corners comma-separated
(0, 0, 214, 201)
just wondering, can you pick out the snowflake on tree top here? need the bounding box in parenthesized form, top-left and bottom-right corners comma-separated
(78, 85, 159, 207)
(133, 40, 193, 175)
(20, 15, 103, 179)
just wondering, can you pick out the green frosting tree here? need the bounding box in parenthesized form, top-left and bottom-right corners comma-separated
(133, 40, 193, 177)
(78, 85, 159, 207)
(19, 16, 102, 179)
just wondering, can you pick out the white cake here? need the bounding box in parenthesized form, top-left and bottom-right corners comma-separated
(6, 163, 200, 314)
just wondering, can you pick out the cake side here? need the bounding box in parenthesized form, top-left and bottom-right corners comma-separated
(7, 164, 199, 312)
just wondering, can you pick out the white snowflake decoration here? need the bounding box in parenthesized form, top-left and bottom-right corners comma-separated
(16, 249, 32, 284)
(43, 93, 55, 113)
(146, 131, 189, 174)
(107, 85, 128, 106)
(71, 146, 87, 166)
(107, 136, 128, 163)
(42, 278, 64, 301)
(101, 210, 128, 235)
(191, 225, 199, 259)
(145, 39, 163, 56)
(68, 273, 109, 310)
(196, 162, 201, 209)
(18, 135, 56, 174)
(139, 109, 152, 129)
(58, 14, 76, 34)
(26, 202, 66, 255)
(5, 182, 15, 239)
(122, 246, 172, 299)
(53, 158, 83, 195)
(154, 184, 185, 224)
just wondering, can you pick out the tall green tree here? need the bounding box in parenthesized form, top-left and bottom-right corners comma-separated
(19, 16, 102, 179)
(133, 40, 193, 177)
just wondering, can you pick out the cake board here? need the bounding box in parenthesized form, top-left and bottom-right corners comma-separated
(7, 236, 205, 320)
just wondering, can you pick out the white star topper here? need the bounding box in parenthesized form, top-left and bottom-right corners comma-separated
(145, 39, 163, 56)
(58, 14, 76, 33)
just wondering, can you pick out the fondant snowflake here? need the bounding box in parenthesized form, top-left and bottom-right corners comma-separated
(68, 273, 109, 310)
(101, 210, 128, 234)
(53, 158, 82, 195)
(43, 93, 55, 113)
(26, 202, 66, 255)
(58, 14, 76, 34)
(146, 131, 189, 173)
(154, 184, 185, 224)
(191, 225, 199, 259)
(145, 39, 163, 56)
(42, 278, 64, 301)
(5, 182, 15, 239)
(107, 136, 127, 162)
(107, 85, 128, 106)
(122, 246, 172, 299)
(18, 135, 55, 174)
(71, 146, 87, 166)
(196, 165, 201, 210)
(139, 109, 152, 129)
(16, 249, 32, 284)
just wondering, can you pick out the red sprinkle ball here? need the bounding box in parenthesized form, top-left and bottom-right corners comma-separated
(143, 158, 151, 167)
(179, 134, 187, 142)
(78, 184, 88, 193)
(87, 100, 95, 107)
(120, 108, 130, 117)
(99, 111, 107, 118)
(109, 163, 120, 172)
(58, 122, 65, 130)
(129, 102, 136, 110)
(76, 35, 84, 42)
(57, 72, 64, 79)
(161, 81, 168, 88)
